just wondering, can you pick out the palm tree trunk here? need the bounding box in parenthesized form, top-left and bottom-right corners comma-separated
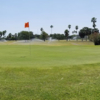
(77, 31, 78, 41)
(51, 28, 52, 34)
(69, 30, 70, 41)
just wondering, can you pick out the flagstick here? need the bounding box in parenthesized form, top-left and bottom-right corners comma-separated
(28, 27, 31, 56)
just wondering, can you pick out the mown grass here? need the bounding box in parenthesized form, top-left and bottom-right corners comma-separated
(0, 41, 100, 100)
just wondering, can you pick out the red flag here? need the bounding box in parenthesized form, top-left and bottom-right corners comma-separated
(24, 22, 29, 28)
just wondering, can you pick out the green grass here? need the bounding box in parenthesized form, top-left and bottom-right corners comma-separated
(0, 41, 100, 100)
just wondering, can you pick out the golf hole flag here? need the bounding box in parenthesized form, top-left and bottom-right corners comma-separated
(24, 22, 29, 28)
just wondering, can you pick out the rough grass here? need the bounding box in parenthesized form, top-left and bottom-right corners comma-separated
(0, 41, 100, 100)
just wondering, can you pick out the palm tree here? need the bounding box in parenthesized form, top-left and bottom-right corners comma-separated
(91, 17, 97, 29)
(75, 26, 78, 41)
(68, 25, 71, 36)
(64, 29, 69, 41)
(50, 25, 53, 34)
(40, 28, 43, 32)
(93, 24, 96, 29)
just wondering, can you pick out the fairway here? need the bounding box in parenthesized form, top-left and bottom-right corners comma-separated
(0, 41, 100, 100)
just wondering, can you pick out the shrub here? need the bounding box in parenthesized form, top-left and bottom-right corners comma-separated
(94, 34, 100, 45)
(89, 33, 98, 41)
(88, 33, 100, 45)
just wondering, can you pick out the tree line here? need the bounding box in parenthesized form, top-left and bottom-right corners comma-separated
(0, 17, 99, 42)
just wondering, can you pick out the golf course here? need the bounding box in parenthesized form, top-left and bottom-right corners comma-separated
(0, 40, 100, 100)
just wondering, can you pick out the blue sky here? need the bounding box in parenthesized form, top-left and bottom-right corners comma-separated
(0, 0, 100, 35)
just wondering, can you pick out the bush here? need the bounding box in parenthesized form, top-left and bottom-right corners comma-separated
(88, 33, 100, 45)
(88, 33, 98, 41)
(94, 34, 100, 45)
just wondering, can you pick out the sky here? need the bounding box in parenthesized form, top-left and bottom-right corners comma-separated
(0, 0, 100, 35)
